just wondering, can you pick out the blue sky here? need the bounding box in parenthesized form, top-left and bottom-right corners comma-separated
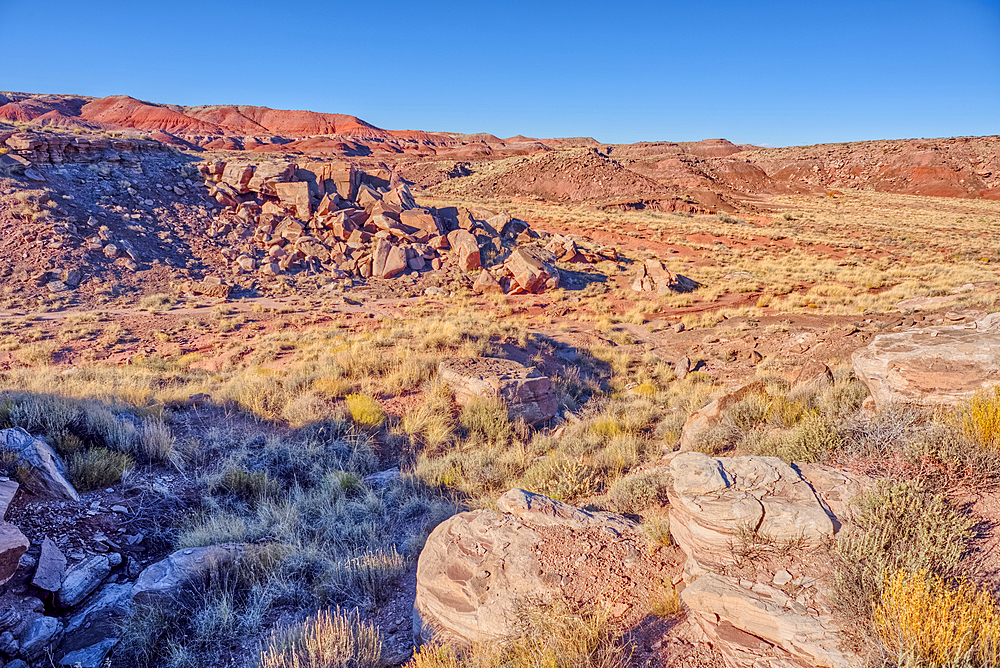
(2, 0, 998, 146)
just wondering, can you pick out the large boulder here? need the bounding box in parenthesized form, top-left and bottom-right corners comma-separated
(372, 239, 408, 279)
(246, 161, 295, 195)
(0, 521, 29, 586)
(447, 229, 481, 272)
(414, 489, 648, 646)
(503, 248, 559, 293)
(0, 428, 79, 501)
(275, 181, 312, 219)
(852, 313, 1000, 407)
(438, 357, 557, 425)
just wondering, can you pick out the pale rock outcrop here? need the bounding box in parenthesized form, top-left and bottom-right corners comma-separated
(438, 357, 557, 425)
(0, 428, 79, 501)
(852, 312, 1000, 407)
(666, 451, 863, 668)
(631, 259, 699, 293)
(678, 381, 766, 452)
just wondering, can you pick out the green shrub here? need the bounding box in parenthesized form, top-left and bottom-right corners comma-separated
(755, 414, 841, 463)
(835, 481, 976, 621)
(68, 447, 134, 491)
(459, 397, 512, 444)
(608, 472, 671, 514)
(344, 394, 385, 428)
(258, 607, 382, 668)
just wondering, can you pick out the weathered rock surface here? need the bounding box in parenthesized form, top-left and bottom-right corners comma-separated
(32, 537, 66, 593)
(0, 478, 18, 518)
(19, 615, 63, 661)
(0, 521, 30, 586)
(501, 248, 559, 293)
(58, 583, 133, 667)
(666, 451, 864, 668)
(0, 428, 79, 501)
(631, 259, 699, 293)
(57, 553, 120, 609)
(852, 312, 1000, 407)
(496, 488, 637, 535)
(438, 357, 557, 425)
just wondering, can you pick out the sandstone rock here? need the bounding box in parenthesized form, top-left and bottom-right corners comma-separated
(0, 521, 29, 586)
(667, 452, 835, 572)
(132, 544, 245, 604)
(0, 428, 79, 501)
(32, 537, 66, 593)
(246, 161, 295, 195)
(793, 359, 834, 391)
(0, 479, 17, 519)
(438, 357, 557, 425)
(447, 229, 481, 272)
(631, 259, 699, 294)
(852, 313, 1000, 407)
(221, 163, 254, 192)
(503, 248, 559, 293)
(192, 278, 231, 299)
(275, 181, 312, 219)
(683, 573, 852, 668)
(19, 615, 63, 661)
(371, 239, 408, 279)
(414, 509, 548, 645)
(472, 269, 502, 294)
(399, 209, 444, 237)
(57, 553, 120, 609)
(496, 488, 638, 535)
(678, 381, 766, 451)
(236, 255, 255, 272)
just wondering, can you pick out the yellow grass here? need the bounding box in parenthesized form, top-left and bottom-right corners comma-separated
(875, 569, 1000, 667)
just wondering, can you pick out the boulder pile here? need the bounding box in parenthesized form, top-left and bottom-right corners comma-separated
(196, 159, 615, 292)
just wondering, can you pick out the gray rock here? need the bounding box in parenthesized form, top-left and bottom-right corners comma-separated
(5, 659, 28, 668)
(32, 538, 66, 593)
(58, 638, 119, 668)
(19, 616, 63, 661)
(363, 468, 401, 489)
(131, 544, 245, 604)
(57, 555, 115, 609)
(853, 312, 1000, 407)
(438, 357, 557, 426)
(0, 522, 29, 587)
(0, 630, 18, 656)
(0, 428, 79, 501)
(59, 582, 132, 663)
(0, 479, 18, 519)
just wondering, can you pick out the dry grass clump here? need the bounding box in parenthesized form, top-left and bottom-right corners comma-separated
(138, 293, 177, 312)
(345, 393, 385, 428)
(409, 600, 629, 668)
(957, 386, 1000, 451)
(459, 397, 512, 445)
(68, 447, 134, 491)
(875, 569, 1000, 668)
(258, 608, 382, 668)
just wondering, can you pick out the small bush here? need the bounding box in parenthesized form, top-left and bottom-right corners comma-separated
(258, 607, 382, 668)
(835, 481, 976, 621)
(68, 447, 134, 491)
(755, 414, 841, 463)
(958, 386, 1000, 451)
(875, 569, 1000, 667)
(345, 394, 385, 428)
(459, 397, 512, 445)
(139, 417, 178, 465)
(323, 547, 407, 606)
(528, 458, 601, 503)
(608, 472, 671, 514)
(216, 468, 282, 505)
(138, 293, 177, 312)
(650, 580, 682, 618)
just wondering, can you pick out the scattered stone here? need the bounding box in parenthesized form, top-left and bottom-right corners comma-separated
(472, 268, 502, 294)
(502, 248, 559, 293)
(632, 259, 699, 294)
(19, 615, 63, 661)
(56, 554, 120, 609)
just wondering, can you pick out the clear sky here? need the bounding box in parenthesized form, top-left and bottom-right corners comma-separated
(2, 0, 998, 146)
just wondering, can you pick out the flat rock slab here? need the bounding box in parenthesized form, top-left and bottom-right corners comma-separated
(0, 478, 18, 519)
(132, 544, 246, 604)
(496, 488, 638, 535)
(438, 357, 557, 425)
(32, 537, 66, 593)
(852, 312, 1000, 407)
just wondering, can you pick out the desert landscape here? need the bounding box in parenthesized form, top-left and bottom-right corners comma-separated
(0, 88, 999, 668)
